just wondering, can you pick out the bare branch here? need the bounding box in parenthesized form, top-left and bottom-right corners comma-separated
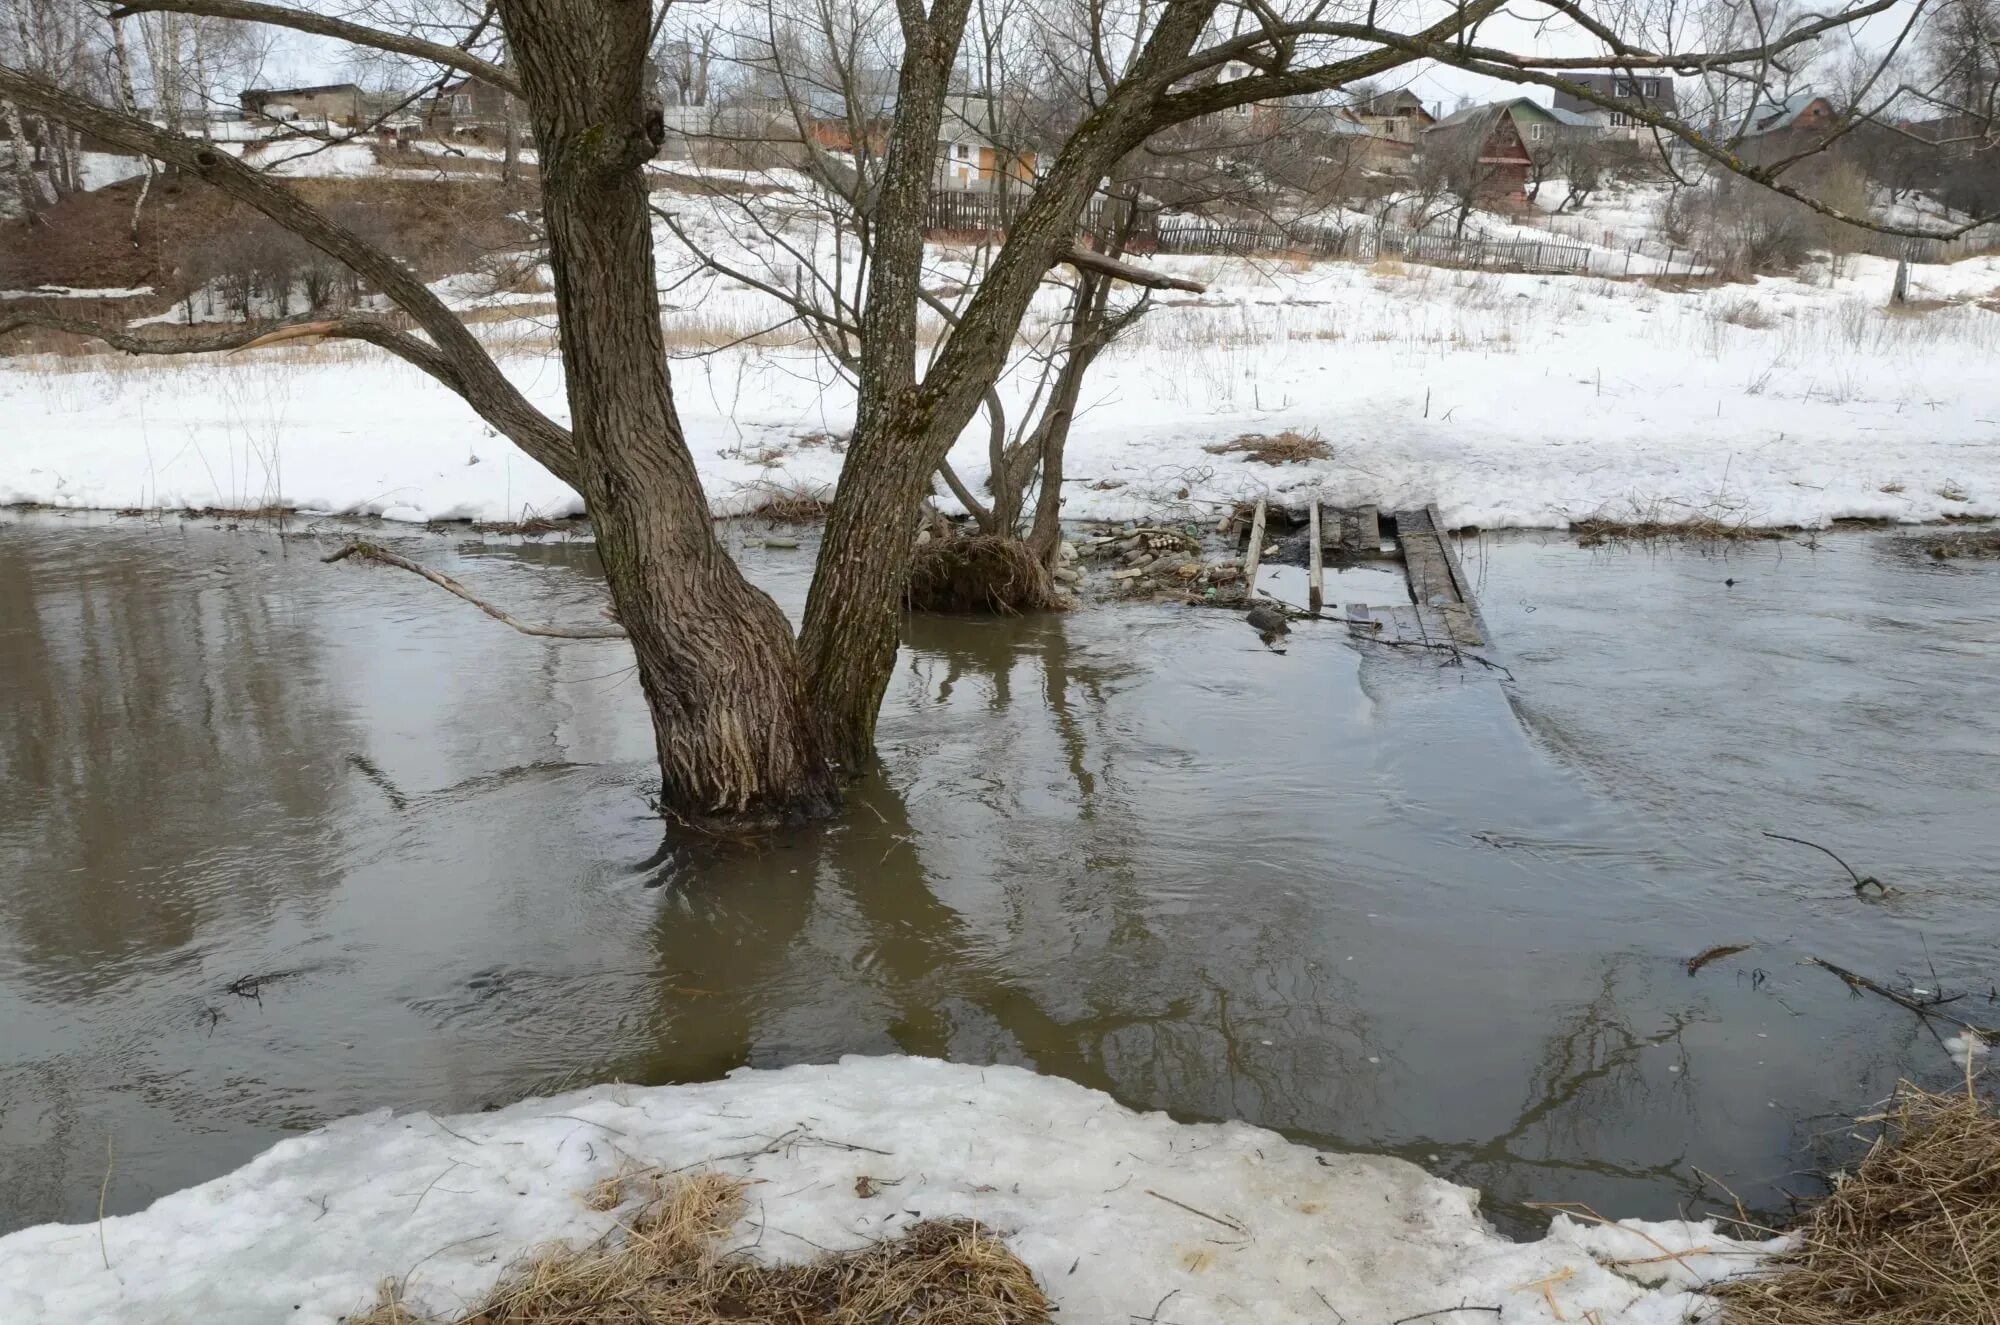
(0, 63, 577, 480)
(323, 542, 628, 640)
(105, 0, 520, 94)
(1060, 244, 1207, 292)
(2, 309, 457, 382)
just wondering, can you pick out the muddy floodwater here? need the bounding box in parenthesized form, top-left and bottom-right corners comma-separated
(3, 514, 1996, 1237)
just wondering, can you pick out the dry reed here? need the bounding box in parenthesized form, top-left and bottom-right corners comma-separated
(354, 1170, 1050, 1325)
(1716, 1083, 2000, 1325)
(1202, 430, 1333, 465)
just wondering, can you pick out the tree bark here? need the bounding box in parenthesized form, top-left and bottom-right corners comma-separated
(499, 0, 838, 826)
(798, 1, 1213, 770)
(3, 97, 51, 217)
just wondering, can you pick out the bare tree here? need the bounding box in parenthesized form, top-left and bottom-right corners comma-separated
(5, 0, 1989, 822)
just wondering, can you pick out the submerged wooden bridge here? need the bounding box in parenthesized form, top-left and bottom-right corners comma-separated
(1240, 499, 1488, 650)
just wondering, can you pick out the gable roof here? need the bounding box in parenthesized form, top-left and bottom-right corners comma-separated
(1423, 103, 1531, 163)
(1746, 89, 1830, 135)
(1498, 97, 1561, 124)
(1357, 89, 1428, 117)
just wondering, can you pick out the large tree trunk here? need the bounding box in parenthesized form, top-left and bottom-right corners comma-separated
(797, 5, 1210, 768)
(501, 0, 838, 827)
(794, 0, 977, 772)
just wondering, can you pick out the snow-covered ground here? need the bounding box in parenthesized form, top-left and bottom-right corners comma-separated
(0, 1057, 1775, 1325)
(4, 223, 1997, 529)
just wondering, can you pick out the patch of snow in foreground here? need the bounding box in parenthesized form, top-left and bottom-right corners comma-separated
(0, 1057, 1775, 1325)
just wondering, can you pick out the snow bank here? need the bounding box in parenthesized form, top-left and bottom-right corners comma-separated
(0, 1057, 1774, 1325)
(4, 240, 1997, 529)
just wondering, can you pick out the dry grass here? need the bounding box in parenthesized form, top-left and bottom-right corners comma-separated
(738, 477, 834, 523)
(1716, 1084, 2000, 1325)
(1908, 530, 2000, 560)
(1203, 429, 1333, 465)
(1571, 514, 1785, 546)
(905, 534, 1059, 614)
(1716, 295, 1777, 329)
(354, 1170, 1050, 1325)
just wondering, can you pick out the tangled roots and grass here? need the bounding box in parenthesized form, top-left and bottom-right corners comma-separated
(355, 1171, 1051, 1325)
(1910, 530, 2000, 561)
(906, 535, 1060, 614)
(1202, 429, 1333, 465)
(1716, 1084, 2000, 1325)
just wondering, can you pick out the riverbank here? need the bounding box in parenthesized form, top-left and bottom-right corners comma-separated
(0, 1057, 1774, 1325)
(5, 251, 1997, 532)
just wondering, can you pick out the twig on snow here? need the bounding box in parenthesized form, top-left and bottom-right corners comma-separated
(1389, 1306, 1503, 1324)
(1143, 1188, 1245, 1232)
(98, 1134, 115, 1270)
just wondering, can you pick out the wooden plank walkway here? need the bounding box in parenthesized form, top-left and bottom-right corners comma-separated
(1391, 507, 1484, 647)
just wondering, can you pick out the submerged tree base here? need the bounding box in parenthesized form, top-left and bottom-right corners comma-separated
(905, 534, 1063, 615)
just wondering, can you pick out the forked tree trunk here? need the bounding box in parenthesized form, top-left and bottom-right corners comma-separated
(500, 0, 838, 827)
(797, 4, 1213, 769)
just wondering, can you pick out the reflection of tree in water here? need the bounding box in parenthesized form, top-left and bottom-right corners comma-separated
(597, 610, 1384, 1143)
(1413, 961, 1705, 1229)
(0, 529, 352, 996)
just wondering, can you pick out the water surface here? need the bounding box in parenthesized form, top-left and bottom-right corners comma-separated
(2, 514, 1994, 1236)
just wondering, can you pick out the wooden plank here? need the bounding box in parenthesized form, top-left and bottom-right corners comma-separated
(1382, 604, 1427, 644)
(1242, 497, 1267, 597)
(1394, 506, 1485, 647)
(1307, 501, 1324, 613)
(1425, 504, 1486, 646)
(1355, 505, 1380, 553)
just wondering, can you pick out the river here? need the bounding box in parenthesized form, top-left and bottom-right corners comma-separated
(1, 512, 1994, 1236)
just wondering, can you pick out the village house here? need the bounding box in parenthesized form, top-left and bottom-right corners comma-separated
(1735, 89, 1839, 163)
(1552, 72, 1679, 139)
(427, 76, 516, 136)
(934, 94, 1040, 195)
(1349, 89, 1435, 146)
(1421, 102, 1535, 203)
(238, 83, 365, 128)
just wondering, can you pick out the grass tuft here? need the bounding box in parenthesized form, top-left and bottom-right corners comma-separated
(1203, 429, 1333, 465)
(352, 1170, 1050, 1325)
(1716, 1084, 2000, 1325)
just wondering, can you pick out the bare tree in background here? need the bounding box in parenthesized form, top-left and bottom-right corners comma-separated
(4, 0, 1991, 823)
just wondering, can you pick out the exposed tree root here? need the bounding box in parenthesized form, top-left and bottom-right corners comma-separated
(905, 534, 1061, 614)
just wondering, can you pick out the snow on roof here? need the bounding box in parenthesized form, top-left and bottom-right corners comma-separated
(1748, 89, 1825, 135)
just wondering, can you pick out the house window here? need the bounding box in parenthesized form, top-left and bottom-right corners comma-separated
(450, 93, 472, 115)
(1609, 111, 1630, 127)
(1643, 80, 1659, 97)
(1528, 123, 1545, 141)
(953, 143, 970, 160)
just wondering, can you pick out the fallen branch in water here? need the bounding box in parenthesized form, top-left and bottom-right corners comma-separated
(323, 540, 628, 640)
(1764, 831, 1886, 894)
(1688, 943, 1754, 975)
(1807, 957, 2000, 1037)
(1351, 634, 1516, 682)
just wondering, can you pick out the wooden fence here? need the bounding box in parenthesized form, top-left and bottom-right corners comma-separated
(923, 191, 1596, 274)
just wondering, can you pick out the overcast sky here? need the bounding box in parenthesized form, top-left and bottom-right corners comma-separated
(247, 0, 1925, 117)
